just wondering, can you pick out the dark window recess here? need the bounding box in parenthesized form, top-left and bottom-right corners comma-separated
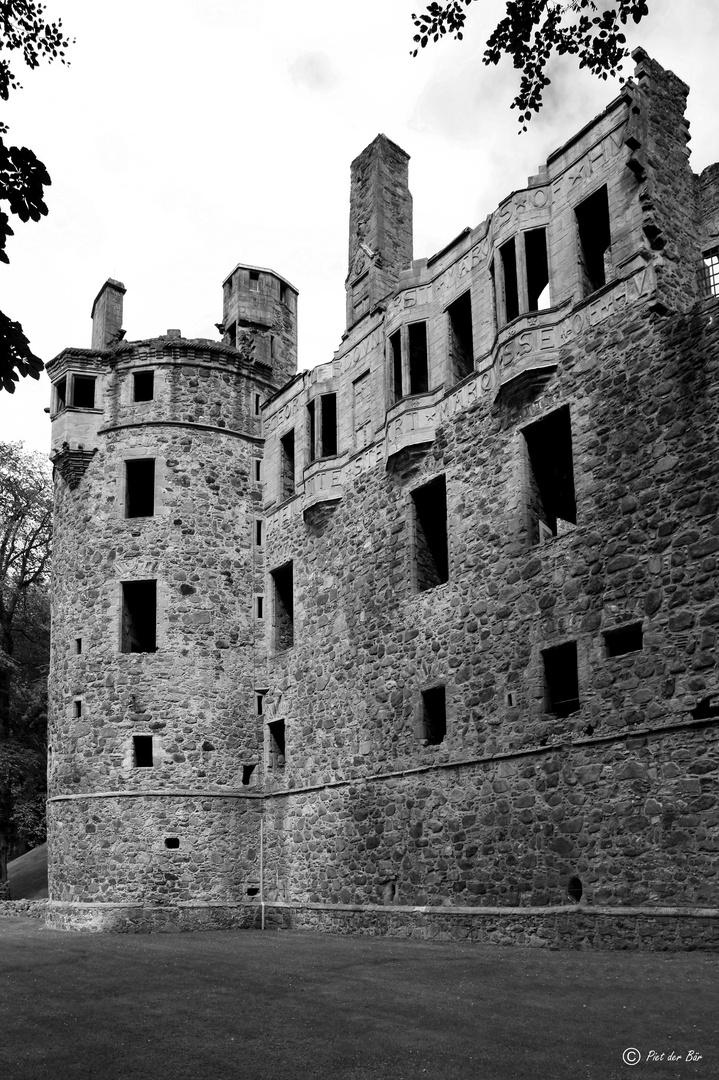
(246, 885, 260, 896)
(525, 229, 550, 311)
(390, 330, 403, 402)
(412, 476, 449, 591)
(75, 637, 82, 654)
(271, 562, 294, 651)
(268, 719, 286, 766)
(56, 378, 67, 410)
(422, 686, 446, 745)
(280, 429, 295, 500)
(604, 623, 643, 656)
(125, 459, 155, 518)
(164, 837, 179, 849)
(256, 595, 264, 619)
(256, 693, 265, 716)
(280, 282, 287, 304)
(226, 321, 237, 348)
(242, 764, 256, 786)
(307, 400, 316, 462)
(320, 394, 338, 457)
(408, 322, 428, 395)
(133, 371, 154, 402)
(567, 876, 583, 903)
(254, 393, 261, 415)
(702, 247, 719, 297)
(121, 581, 157, 653)
(74, 700, 82, 718)
(72, 376, 96, 409)
(576, 185, 611, 294)
(133, 735, 153, 767)
(255, 519, 263, 546)
(447, 292, 473, 383)
(523, 406, 576, 543)
(270, 335, 276, 359)
(500, 239, 519, 323)
(254, 459, 262, 482)
(249, 270, 260, 291)
(543, 641, 580, 717)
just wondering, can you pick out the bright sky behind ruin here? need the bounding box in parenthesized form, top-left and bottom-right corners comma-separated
(1, 0, 717, 455)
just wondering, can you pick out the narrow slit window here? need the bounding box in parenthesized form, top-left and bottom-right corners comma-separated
(121, 581, 157, 653)
(254, 393, 261, 416)
(268, 719, 286, 767)
(307, 400, 316, 462)
(412, 476, 448, 591)
(543, 642, 580, 717)
(576, 185, 611, 295)
(271, 562, 294, 651)
(75, 637, 82, 654)
(125, 459, 155, 518)
(255, 519, 263, 546)
(604, 623, 643, 657)
(256, 595, 264, 619)
(421, 686, 446, 745)
(133, 371, 154, 402)
(523, 406, 576, 545)
(280, 429, 295, 500)
(408, 322, 428, 395)
(73, 700, 82, 718)
(133, 735, 153, 767)
(525, 229, 550, 311)
(256, 691, 267, 716)
(226, 321, 237, 348)
(72, 376, 96, 409)
(254, 459, 262, 483)
(447, 291, 473, 384)
(500, 239, 519, 323)
(320, 393, 337, 457)
(390, 330, 403, 403)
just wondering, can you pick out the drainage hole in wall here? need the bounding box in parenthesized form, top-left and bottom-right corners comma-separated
(246, 886, 260, 896)
(164, 837, 180, 849)
(567, 876, 583, 903)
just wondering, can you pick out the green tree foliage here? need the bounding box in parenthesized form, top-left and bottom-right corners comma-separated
(411, 1, 650, 130)
(0, 2, 73, 392)
(0, 442, 52, 894)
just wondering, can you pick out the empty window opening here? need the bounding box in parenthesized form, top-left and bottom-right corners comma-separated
(73, 700, 82, 718)
(421, 686, 446, 746)
(702, 247, 719, 297)
(576, 185, 611, 295)
(506, 691, 517, 707)
(242, 764, 257, 786)
(121, 581, 157, 653)
(255, 519, 263, 546)
(133, 735, 153, 767)
(567, 876, 583, 903)
(447, 292, 474, 384)
(125, 459, 155, 518)
(256, 595, 264, 619)
(320, 394, 338, 457)
(525, 229, 550, 311)
(268, 719, 286, 767)
(72, 376, 96, 409)
(246, 885, 260, 896)
(412, 476, 449, 591)
(226, 321, 237, 348)
(164, 837, 180, 849)
(543, 641, 580, 717)
(271, 562, 294, 651)
(500, 239, 519, 323)
(249, 270, 260, 292)
(75, 637, 82, 655)
(280, 429, 295, 500)
(256, 691, 267, 716)
(254, 393, 261, 415)
(408, 322, 428, 395)
(390, 330, 403, 402)
(254, 459, 262, 483)
(523, 406, 576, 544)
(133, 371, 154, 402)
(307, 400, 316, 462)
(270, 335, 276, 360)
(604, 623, 643, 657)
(55, 378, 67, 411)
(280, 282, 287, 304)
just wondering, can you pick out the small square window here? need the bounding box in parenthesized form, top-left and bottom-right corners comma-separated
(604, 623, 643, 657)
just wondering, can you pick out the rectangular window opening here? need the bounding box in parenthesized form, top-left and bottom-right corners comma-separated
(256, 595, 264, 619)
(576, 185, 611, 295)
(447, 292, 473, 384)
(408, 322, 428, 395)
(226, 321, 237, 348)
(412, 476, 448, 591)
(604, 623, 644, 657)
(254, 459, 262, 483)
(421, 686, 446, 745)
(55, 378, 67, 411)
(256, 692, 267, 716)
(525, 228, 550, 311)
(523, 406, 576, 544)
(280, 282, 287, 304)
(133, 735, 153, 767)
(280, 429, 295, 500)
(72, 376, 96, 409)
(75, 637, 82, 655)
(307, 400, 316, 463)
(125, 459, 155, 518)
(543, 642, 580, 717)
(320, 393, 337, 457)
(121, 580, 157, 654)
(268, 719, 285, 767)
(500, 239, 519, 323)
(254, 393, 261, 416)
(73, 700, 82, 718)
(271, 562, 294, 651)
(255, 519, 263, 546)
(390, 330, 403, 403)
(133, 371, 154, 402)
(249, 270, 260, 292)
(702, 247, 719, 298)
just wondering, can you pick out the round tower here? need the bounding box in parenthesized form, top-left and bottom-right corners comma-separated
(46, 272, 297, 930)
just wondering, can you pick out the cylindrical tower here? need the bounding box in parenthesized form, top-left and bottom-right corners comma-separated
(45, 273, 297, 931)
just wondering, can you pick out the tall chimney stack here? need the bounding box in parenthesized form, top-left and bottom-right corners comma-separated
(91, 278, 126, 349)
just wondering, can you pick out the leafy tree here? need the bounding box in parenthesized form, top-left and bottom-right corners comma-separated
(411, 1, 650, 130)
(0, 1, 73, 393)
(0, 441, 52, 895)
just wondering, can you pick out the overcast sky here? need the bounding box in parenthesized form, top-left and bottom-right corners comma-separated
(1, 0, 717, 456)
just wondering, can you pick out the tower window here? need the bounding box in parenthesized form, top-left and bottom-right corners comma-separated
(256, 595, 264, 619)
(268, 719, 285, 767)
(525, 229, 550, 311)
(307, 400, 316, 463)
(72, 376, 96, 409)
(408, 322, 429, 395)
(280, 429, 295, 500)
(320, 394, 338, 457)
(271, 562, 294, 651)
(254, 393, 261, 416)
(604, 623, 643, 657)
(133, 371, 154, 402)
(576, 185, 611, 295)
(133, 735, 153, 767)
(702, 247, 719, 297)
(125, 459, 155, 518)
(412, 476, 448, 591)
(523, 406, 576, 545)
(254, 459, 262, 483)
(421, 686, 446, 745)
(55, 378, 67, 412)
(500, 238, 519, 323)
(543, 642, 580, 717)
(226, 321, 237, 348)
(121, 581, 157, 654)
(390, 330, 402, 402)
(249, 270, 260, 292)
(255, 519, 263, 546)
(447, 291, 473, 384)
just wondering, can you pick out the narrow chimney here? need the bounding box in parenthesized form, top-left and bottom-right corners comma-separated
(91, 279, 126, 349)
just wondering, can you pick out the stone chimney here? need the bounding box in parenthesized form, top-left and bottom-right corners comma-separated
(91, 279, 126, 349)
(345, 135, 412, 330)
